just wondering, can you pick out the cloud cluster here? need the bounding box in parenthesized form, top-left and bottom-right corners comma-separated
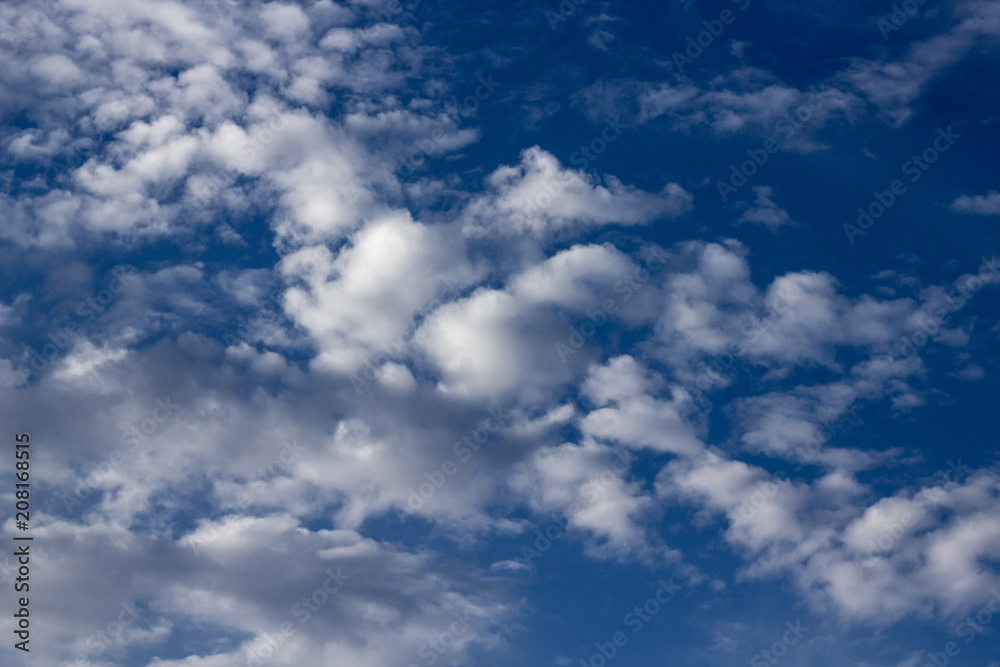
(1, 0, 999, 665)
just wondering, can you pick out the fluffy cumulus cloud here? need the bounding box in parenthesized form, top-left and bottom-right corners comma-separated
(1, 0, 999, 666)
(461, 146, 693, 237)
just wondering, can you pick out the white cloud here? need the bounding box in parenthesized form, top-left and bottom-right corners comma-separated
(462, 146, 693, 237)
(738, 185, 794, 230)
(841, 0, 1000, 124)
(574, 72, 858, 151)
(0, 514, 514, 667)
(510, 439, 675, 562)
(950, 190, 1000, 215)
(282, 211, 478, 374)
(579, 356, 704, 457)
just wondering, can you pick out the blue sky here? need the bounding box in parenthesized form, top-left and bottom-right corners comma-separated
(1, 0, 1000, 666)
